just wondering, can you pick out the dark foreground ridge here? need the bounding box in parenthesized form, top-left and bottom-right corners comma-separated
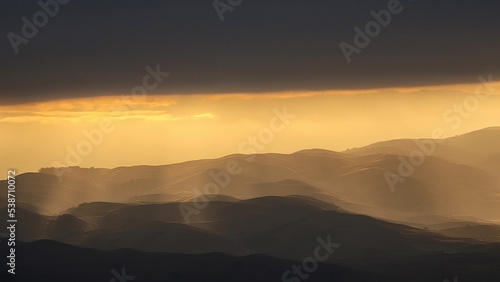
(1, 240, 500, 281)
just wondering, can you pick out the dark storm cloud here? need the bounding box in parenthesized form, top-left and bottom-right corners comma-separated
(0, 0, 499, 104)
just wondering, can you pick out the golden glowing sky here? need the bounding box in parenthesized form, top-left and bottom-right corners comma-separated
(1, 80, 499, 174)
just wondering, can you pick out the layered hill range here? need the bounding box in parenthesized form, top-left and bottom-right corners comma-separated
(5, 127, 500, 221)
(1, 127, 500, 281)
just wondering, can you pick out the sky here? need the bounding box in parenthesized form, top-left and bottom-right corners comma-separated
(1, 0, 499, 103)
(0, 0, 499, 173)
(1, 81, 499, 174)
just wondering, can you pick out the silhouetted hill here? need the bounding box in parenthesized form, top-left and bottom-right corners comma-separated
(2, 239, 500, 281)
(0, 240, 384, 282)
(11, 196, 500, 263)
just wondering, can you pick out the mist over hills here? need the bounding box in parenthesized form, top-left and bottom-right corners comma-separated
(6, 127, 498, 226)
(3, 127, 500, 281)
(8, 196, 499, 259)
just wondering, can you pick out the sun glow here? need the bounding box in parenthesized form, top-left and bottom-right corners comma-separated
(1, 80, 499, 174)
